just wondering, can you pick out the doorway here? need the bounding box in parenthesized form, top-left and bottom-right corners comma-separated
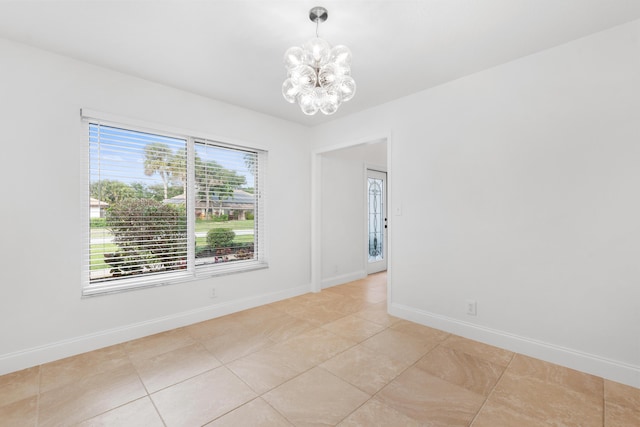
(311, 135, 390, 293)
(367, 169, 387, 274)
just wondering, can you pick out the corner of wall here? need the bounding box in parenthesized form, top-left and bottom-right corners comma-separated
(321, 270, 367, 290)
(389, 302, 640, 389)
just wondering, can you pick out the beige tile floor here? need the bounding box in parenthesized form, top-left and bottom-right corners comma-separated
(1, 272, 639, 426)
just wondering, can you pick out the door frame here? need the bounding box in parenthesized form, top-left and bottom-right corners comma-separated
(311, 132, 393, 296)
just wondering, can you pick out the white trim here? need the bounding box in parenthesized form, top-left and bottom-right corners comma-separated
(389, 302, 640, 389)
(385, 134, 393, 305)
(256, 149, 268, 267)
(311, 132, 392, 295)
(82, 111, 268, 296)
(84, 261, 269, 297)
(321, 270, 367, 289)
(311, 152, 323, 293)
(80, 108, 269, 152)
(365, 163, 387, 173)
(80, 119, 91, 297)
(312, 134, 388, 155)
(362, 164, 369, 278)
(0, 283, 311, 376)
(186, 136, 197, 276)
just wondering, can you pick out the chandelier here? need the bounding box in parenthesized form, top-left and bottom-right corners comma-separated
(282, 6, 356, 115)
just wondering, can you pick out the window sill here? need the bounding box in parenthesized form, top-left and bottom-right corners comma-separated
(82, 261, 268, 297)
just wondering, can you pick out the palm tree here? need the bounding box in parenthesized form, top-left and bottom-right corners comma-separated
(170, 148, 203, 200)
(196, 159, 223, 218)
(143, 142, 172, 200)
(195, 160, 246, 218)
(170, 148, 188, 197)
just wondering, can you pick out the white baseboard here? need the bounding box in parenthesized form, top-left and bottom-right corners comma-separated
(0, 284, 311, 376)
(321, 270, 367, 289)
(389, 302, 640, 389)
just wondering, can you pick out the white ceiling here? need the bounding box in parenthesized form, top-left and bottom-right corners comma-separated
(1, 1, 640, 126)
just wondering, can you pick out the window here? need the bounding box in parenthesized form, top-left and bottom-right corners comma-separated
(85, 116, 266, 296)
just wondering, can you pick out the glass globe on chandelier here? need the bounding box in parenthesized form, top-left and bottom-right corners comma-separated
(282, 6, 356, 116)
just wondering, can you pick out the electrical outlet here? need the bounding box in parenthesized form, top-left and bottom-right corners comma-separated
(210, 288, 217, 299)
(466, 299, 477, 316)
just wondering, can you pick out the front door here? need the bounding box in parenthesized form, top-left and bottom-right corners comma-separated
(367, 169, 387, 274)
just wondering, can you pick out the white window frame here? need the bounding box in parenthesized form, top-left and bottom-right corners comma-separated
(81, 109, 268, 296)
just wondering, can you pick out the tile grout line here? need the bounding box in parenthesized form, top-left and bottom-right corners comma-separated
(260, 395, 296, 427)
(271, 304, 395, 425)
(323, 283, 408, 423)
(67, 348, 167, 426)
(372, 334, 450, 423)
(207, 326, 357, 425)
(211, 290, 392, 425)
(467, 351, 517, 426)
(201, 395, 262, 426)
(35, 364, 41, 427)
(329, 331, 405, 425)
(123, 346, 167, 426)
(601, 375, 606, 427)
(215, 340, 345, 425)
(333, 325, 447, 425)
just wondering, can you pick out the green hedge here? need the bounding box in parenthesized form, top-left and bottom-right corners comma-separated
(206, 228, 235, 248)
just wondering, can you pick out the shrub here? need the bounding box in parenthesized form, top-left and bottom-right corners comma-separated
(212, 214, 229, 222)
(245, 211, 254, 220)
(207, 228, 235, 248)
(105, 199, 187, 276)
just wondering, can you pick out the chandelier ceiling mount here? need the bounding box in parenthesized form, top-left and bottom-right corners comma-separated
(309, 6, 328, 25)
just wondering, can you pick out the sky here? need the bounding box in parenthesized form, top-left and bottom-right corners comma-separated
(89, 123, 255, 190)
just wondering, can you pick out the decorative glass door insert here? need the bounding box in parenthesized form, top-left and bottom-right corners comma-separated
(367, 169, 387, 273)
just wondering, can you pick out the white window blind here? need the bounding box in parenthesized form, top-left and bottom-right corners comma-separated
(193, 140, 264, 273)
(85, 118, 267, 296)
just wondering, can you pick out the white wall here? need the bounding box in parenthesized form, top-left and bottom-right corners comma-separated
(320, 142, 387, 287)
(2, 18, 639, 388)
(0, 38, 312, 374)
(312, 20, 640, 387)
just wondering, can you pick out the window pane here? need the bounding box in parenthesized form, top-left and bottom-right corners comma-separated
(194, 141, 257, 268)
(89, 124, 188, 283)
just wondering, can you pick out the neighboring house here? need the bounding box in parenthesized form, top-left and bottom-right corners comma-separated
(164, 189, 255, 220)
(89, 198, 108, 218)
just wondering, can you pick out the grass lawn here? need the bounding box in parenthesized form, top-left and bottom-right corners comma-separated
(90, 227, 111, 239)
(195, 234, 253, 246)
(90, 242, 118, 270)
(195, 219, 254, 232)
(90, 219, 254, 271)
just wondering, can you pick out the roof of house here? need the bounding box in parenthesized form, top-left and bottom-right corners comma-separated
(90, 197, 108, 207)
(164, 189, 255, 209)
